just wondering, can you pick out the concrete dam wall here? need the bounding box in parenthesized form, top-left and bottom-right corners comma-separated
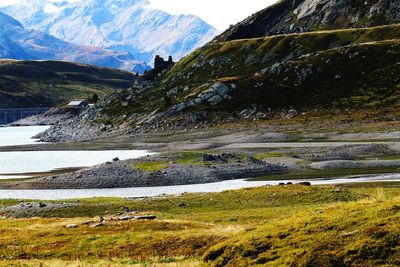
(0, 108, 50, 125)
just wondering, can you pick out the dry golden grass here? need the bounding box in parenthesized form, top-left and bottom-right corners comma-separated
(0, 186, 398, 266)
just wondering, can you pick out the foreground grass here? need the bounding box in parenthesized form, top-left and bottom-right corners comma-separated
(1, 259, 203, 267)
(205, 197, 400, 266)
(0, 185, 398, 266)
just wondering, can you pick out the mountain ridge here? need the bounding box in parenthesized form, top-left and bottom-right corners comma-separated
(1, 0, 218, 65)
(0, 11, 149, 73)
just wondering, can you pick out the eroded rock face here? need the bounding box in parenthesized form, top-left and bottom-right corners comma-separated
(295, 0, 331, 20)
(166, 82, 237, 115)
(294, 0, 400, 25)
(218, 0, 400, 41)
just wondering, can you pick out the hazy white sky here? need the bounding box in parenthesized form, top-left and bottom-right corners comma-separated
(149, 0, 275, 30)
(0, 0, 276, 30)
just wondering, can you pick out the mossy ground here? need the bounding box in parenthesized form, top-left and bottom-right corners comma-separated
(0, 185, 398, 266)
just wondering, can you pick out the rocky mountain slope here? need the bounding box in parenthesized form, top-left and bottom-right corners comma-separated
(0, 60, 136, 108)
(38, 0, 400, 142)
(0, 12, 148, 73)
(96, 23, 400, 117)
(217, 0, 400, 41)
(1, 0, 218, 65)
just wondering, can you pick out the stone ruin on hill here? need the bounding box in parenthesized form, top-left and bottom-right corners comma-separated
(154, 55, 175, 72)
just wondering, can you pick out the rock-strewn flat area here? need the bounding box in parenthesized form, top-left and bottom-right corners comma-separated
(0, 153, 287, 189)
(6, 112, 400, 190)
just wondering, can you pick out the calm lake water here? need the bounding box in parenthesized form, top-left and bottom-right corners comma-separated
(0, 150, 153, 175)
(1, 126, 400, 200)
(0, 126, 152, 175)
(0, 126, 50, 146)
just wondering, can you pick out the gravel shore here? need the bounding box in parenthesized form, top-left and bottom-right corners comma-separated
(1, 155, 288, 189)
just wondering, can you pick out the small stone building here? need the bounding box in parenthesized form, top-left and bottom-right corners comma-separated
(67, 100, 89, 109)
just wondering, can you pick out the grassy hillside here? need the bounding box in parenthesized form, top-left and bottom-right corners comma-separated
(0, 60, 136, 108)
(100, 24, 400, 116)
(0, 185, 398, 266)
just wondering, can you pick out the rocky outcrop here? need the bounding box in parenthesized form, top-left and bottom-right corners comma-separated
(166, 82, 237, 115)
(36, 112, 108, 142)
(217, 0, 400, 41)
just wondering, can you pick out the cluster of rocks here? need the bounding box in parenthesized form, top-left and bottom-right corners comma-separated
(262, 61, 316, 87)
(10, 108, 76, 126)
(195, 82, 237, 106)
(278, 181, 311, 186)
(67, 213, 157, 229)
(36, 117, 108, 142)
(202, 153, 240, 163)
(166, 82, 236, 115)
(261, 44, 374, 90)
(236, 107, 299, 120)
(296, 144, 393, 162)
(310, 159, 400, 170)
(0, 202, 78, 218)
(3, 154, 289, 189)
(237, 107, 269, 120)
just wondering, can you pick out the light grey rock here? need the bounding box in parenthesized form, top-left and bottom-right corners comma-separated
(175, 103, 187, 112)
(194, 98, 203, 104)
(167, 87, 178, 97)
(118, 215, 136, 221)
(132, 215, 157, 220)
(90, 222, 105, 228)
(260, 67, 269, 75)
(208, 95, 223, 105)
(200, 89, 216, 100)
(214, 83, 230, 96)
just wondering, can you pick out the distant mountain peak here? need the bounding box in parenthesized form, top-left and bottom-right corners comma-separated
(0, 0, 218, 64)
(0, 12, 23, 29)
(0, 12, 149, 72)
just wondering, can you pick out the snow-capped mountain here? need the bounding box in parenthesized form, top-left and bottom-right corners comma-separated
(0, 12, 149, 73)
(1, 0, 219, 65)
